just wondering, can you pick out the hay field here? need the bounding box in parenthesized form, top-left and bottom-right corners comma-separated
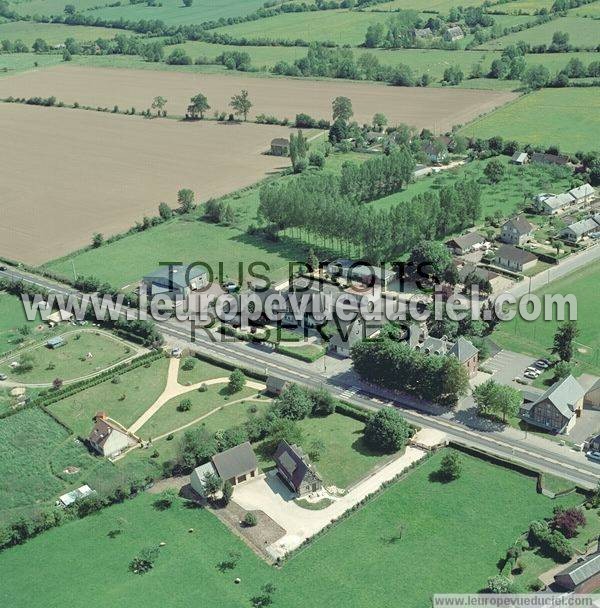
(0, 64, 517, 129)
(0, 103, 292, 264)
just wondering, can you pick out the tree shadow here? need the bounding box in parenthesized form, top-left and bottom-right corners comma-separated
(453, 407, 505, 433)
(428, 470, 452, 484)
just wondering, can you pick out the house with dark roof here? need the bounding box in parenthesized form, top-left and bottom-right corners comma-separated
(270, 137, 290, 156)
(423, 142, 448, 164)
(325, 259, 395, 288)
(211, 441, 258, 486)
(531, 152, 569, 166)
(554, 544, 600, 592)
(443, 25, 464, 41)
(519, 375, 585, 434)
(141, 264, 208, 301)
(88, 413, 134, 458)
(329, 317, 382, 358)
(274, 440, 323, 496)
(449, 336, 479, 377)
(445, 231, 487, 255)
(500, 214, 535, 246)
(494, 244, 537, 273)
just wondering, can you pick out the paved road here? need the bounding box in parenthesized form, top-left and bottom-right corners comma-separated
(2, 265, 599, 489)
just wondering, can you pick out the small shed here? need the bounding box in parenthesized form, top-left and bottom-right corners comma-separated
(510, 151, 528, 165)
(270, 138, 290, 157)
(266, 375, 290, 396)
(46, 336, 66, 349)
(57, 484, 94, 508)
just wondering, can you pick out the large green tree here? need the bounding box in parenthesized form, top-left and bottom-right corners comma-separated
(230, 89, 252, 121)
(552, 321, 579, 362)
(364, 409, 411, 453)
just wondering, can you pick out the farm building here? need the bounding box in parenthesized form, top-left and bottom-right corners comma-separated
(46, 336, 66, 349)
(500, 215, 535, 246)
(57, 484, 94, 508)
(88, 413, 134, 458)
(445, 231, 487, 255)
(519, 375, 585, 434)
(510, 151, 528, 165)
(494, 245, 537, 273)
(555, 544, 600, 592)
(274, 440, 323, 496)
(141, 264, 208, 301)
(211, 441, 258, 486)
(270, 138, 290, 156)
(443, 25, 464, 41)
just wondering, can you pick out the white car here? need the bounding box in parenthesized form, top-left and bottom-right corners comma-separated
(526, 366, 541, 376)
(534, 360, 549, 369)
(524, 371, 538, 380)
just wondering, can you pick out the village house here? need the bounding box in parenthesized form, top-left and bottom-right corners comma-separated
(413, 27, 433, 39)
(326, 259, 395, 289)
(190, 461, 219, 497)
(141, 264, 208, 301)
(423, 142, 448, 164)
(568, 183, 595, 205)
(531, 152, 569, 166)
(274, 440, 323, 496)
(88, 412, 134, 458)
(500, 214, 536, 246)
(270, 137, 290, 156)
(445, 231, 487, 255)
(266, 374, 290, 396)
(329, 317, 383, 358)
(443, 25, 464, 41)
(559, 215, 600, 243)
(211, 441, 258, 486)
(554, 542, 600, 592)
(457, 262, 501, 292)
(494, 244, 537, 273)
(510, 151, 528, 165)
(535, 192, 575, 215)
(579, 374, 600, 409)
(519, 375, 585, 434)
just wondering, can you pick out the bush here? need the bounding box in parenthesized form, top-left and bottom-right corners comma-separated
(177, 398, 192, 412)
(181, 357, 195, 371)
(129, 546, 159, 574)
(309, 151, 325, 168)
(228, 368, 246, 393)
(487, 575, 513, 594)
(552, 507, 586, 539)
(243, 512, 258, 527)
(364, 409, 411, 453)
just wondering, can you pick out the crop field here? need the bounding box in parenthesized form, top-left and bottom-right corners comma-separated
(477, 16, 600, 49)
(0, 101, 292, 265)
(0, 407, 98, 522)
(492, 0, 555, 14)
(0, 21, 119, 45)
(0, 450, 581, 608)
(0, 63, 517, 129)
(494, 261, 600, 376)
(0, 330, 134, 384)
(49, 355, 169, 437)
(11, 0, 267, 21)
(459, 88, 600, 152)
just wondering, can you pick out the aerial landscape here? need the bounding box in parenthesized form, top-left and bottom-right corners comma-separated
(0, 0, 599, 605)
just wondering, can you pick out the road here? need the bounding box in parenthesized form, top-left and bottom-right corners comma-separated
(1, 265, 599, 489)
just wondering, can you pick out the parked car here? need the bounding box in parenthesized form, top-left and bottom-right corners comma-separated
(0, 373, 7, 381)
(526, 366, 541, 376)
(524, 371, 538, 380)
(0, 265, 6, 271)
(534, 360, 549, 369)
(586, 451, 600, 463)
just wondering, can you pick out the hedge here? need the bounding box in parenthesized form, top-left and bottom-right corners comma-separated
(274, 344, 325, 362)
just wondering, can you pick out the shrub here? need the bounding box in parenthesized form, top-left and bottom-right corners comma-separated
(129, 546, 159, 574)
(437, 452, 462, 481)
(181, 357, 195, 371)
(228, 368, 245, 393)
(177, 398, 192, 412)
(487, 575, 513, 594)
(364, 409, 411, 453)
(309, 151, 325, 168)
(552, 507, 586, 538)
(243, 512, 258, 527)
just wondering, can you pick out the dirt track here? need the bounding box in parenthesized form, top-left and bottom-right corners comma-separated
(0, 103, 291, 265)
(0, 64, 517, 130)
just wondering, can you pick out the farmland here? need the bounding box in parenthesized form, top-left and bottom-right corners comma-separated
(0, 51, 62, 77)
(0, 21, 119, 45)
(494, 261, 600, 376)
(0, 291, 40, 354)
(0, 450, 582, 608)
(0, 101, 292, 264)
(459, 88, 600, 152)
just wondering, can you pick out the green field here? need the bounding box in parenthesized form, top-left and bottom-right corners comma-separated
(177, 358, 237, 385)
(494, 261, 600, 376)
(0, 407, 99, 520)
(0, 330, 134, 384)
(478, 15, 600, 49)
(84, 0, 268, 26)
(492, 0, 555, 14)
(371, 156, 572, 220)
(0, 21, 120, 45)
(9, 0, 120, 17)
(0, 291, 42, 354)
(49, 355, 169, 437)
(0, 51, 63, 76)
(370, 0, 487, 12)
(459, 88, 600, 152)
(0, 450, 582, 607)
(137, 384, 259, 439)
(569, 1, 600, 17)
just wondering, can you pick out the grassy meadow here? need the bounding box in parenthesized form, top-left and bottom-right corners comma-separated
(0, 51, 63, 76)
(0, 21, 120, 44)
(0, 450, 583, 608)
(459, 88, 600, 152)
(0, 291, 40, 354)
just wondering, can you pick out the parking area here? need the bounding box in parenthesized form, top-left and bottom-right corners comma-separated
(485, 349, 539, 389)
(570, 408, 600, 445)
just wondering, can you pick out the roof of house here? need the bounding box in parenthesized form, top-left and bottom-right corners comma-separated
(445, 25, 464, 37)
(446, 231, 486, 251)
(211, 442, 257, 481)
(555, 552, 600, 587)
(423, 142, 446, 157)
(271, 137, 290, 146)
(190, 461, 218, 493)
(143, 264, 208, 289)
(328, 259, 394, 282)
(47, 309, 73, 323)
(562, 217, 600, 238)
(495, 244, 537, 265)
(88, 418, 128, 449)
(448, 336, 479, 364)
(511, 151, 528, 163)
(457, 262, 499, 284)
(568, 183, 594, 200)
(266, 375, 289, 392)
(542, 193, 575, 210)
(274, 440, 321, 491)
(414, 27, 432, 37)
(503, 214, 535, 235)
(522, 375, 585, 419)
(531, 152, 569, 166)
(578, 373, 600, 393)
(330, 317, 382, 349)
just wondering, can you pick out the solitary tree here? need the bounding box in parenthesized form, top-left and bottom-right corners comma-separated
(177, 188, 195, 213)
(228, 368, 246, 393)
(364, 409, 411, 453)
(229, 89, 252, 121)
(188, 93, 210, 119)
(372, 112, 388, 131)
(92, 232, 104, 248)
(158, 202, 173, 220)
(552, 320, 579, 362)
(151, 96, 167, 117)
(332, 96, 353, 123)
(438, 452, 462, 481)
(484, 158, 505, 184)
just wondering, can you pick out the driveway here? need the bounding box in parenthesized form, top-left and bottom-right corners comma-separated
(232, 444, 428, 559)
(570, 408, 600, 445)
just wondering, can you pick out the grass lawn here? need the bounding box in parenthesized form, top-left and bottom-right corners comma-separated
(494, 261, 600, 376)
(177, 358, 237, 385)
(0, 330, 134, 384)
(370, 156, 572, 220)
(137, 384, 260, 439)
(459, 88, 600, 152)
(0, 52, 63, 77)
(569, 1, 600, 17)
(0, 450, 583, 607)
(0, 291, 42, 355)
(0, 21, 120, 45)
(0, 407, 100, 522)
(49, 355, 169, 437)
(477, 16, 600, 49)
(84, 0, 268, 26)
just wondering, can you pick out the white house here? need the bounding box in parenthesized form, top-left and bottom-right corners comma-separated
(88, 413, 134, 458)
(568, 183, 595, 204)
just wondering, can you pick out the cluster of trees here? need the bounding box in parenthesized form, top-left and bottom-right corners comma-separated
(204, 197, 236, 225)
(528, 519, 574, 562)
(351, 339, 470, 406)
(473, 379, 522, 423)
